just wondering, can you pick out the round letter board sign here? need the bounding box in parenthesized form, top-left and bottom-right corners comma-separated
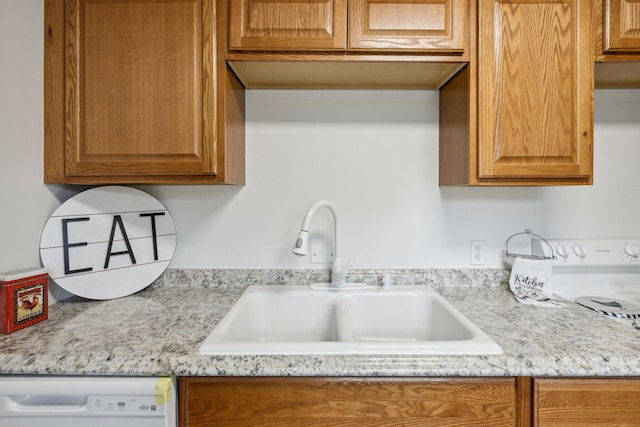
(40, 186, 176, 300)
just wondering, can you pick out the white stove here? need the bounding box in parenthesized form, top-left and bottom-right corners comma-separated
(531, 237, 640, 329)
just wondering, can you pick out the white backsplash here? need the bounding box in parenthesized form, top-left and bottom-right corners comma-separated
(1, 1, 640, 273)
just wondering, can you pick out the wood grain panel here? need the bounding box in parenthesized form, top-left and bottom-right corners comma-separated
(439, 65, 472, 185)
(229, 0, 347, 50)
(477, 0, 592, 180)
(534, 378, 640, 426)
(180, 377, 516, 426)
(65, 0, 214, 176)
(604, 0, 640, 53)
(44, 0, 65, 183)
(82, 1, 199, 156)
(593, 0, 640, 87)
(516, 377, 533, 427)
(349, 0, 466, 52)
(229, 60, 464, 89)
(595, 61, 640, 87)
(45, 0, 246, 184)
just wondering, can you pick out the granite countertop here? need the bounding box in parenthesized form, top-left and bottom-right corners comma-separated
(1, 269, 639, 377)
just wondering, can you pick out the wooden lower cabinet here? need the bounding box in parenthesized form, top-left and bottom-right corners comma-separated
(180, 376, 640, 426)
(534, 378, 640, 426)
(179, 377, 517, 426)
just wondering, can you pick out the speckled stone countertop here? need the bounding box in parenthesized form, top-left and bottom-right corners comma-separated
(1, 268, 639, 377)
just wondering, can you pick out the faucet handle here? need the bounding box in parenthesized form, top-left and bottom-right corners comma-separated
(331, 257, 353, 286)
(382, 273, 392, 288)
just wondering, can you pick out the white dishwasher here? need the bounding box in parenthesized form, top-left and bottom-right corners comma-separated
(0, 376, 177, 427)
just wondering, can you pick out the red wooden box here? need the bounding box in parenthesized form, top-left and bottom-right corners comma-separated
(0, 268, 48, 334)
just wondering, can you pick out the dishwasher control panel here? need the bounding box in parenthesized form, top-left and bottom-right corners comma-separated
(92, 395, 166, 414)
(532, 238, 640, 267)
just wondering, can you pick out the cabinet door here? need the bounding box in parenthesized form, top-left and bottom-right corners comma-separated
(180, 377, 516, 426)
(348, 0, 466, 53)
(477, 0, 593, 180)
(229, 0, 347, 51)
(534, 378, 640, 426)
(604, 0, 640, 53)
(61, 0, 218, 178)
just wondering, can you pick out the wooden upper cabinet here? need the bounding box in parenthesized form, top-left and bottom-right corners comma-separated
(603, 0, 640, 53)
(68, 0, 210, 177)
(226, 0, 470, 89)
(440, 0, 593, 186)
(477, 0, 592, 181)
(228, 0, 347, 51)
(229, 0, 466, 53)
(593, 0, 640, 87)
(348, 0, 466, 53)
(44, 0, 245, 184)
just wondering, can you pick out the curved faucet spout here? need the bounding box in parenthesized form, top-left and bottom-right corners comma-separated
(292, 200, 345, 287)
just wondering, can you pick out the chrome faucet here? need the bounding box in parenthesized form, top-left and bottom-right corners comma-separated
(292, 200, 349, 287)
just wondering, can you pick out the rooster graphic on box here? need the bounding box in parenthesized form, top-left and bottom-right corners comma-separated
(20, 295, 39, 312)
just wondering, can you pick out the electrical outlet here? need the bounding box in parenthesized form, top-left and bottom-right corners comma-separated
(311, 245, 334, 263)
(470, 240, 485, 265)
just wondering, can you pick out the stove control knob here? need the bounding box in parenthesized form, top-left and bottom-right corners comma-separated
(556, 244, 569, 260)
(573, 244, 587, 260)
(624, 243, 639, 259)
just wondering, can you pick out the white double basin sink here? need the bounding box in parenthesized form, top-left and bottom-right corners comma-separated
(198, 285, 502, 355)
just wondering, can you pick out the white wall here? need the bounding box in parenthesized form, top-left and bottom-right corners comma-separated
(1, 0, 80, 276)
(2, 0, 640, 274)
